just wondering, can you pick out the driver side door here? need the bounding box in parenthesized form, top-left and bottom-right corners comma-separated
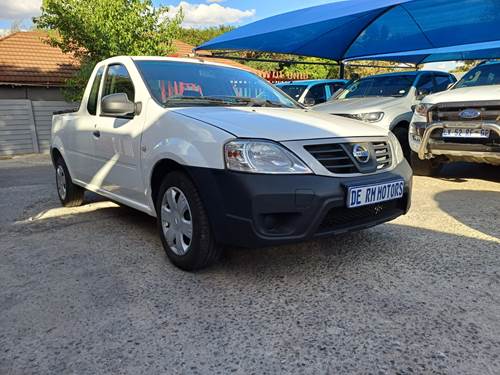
(92, 63, 147, 206)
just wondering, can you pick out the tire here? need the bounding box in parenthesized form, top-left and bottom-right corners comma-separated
(54, 156, 85, 207)
(410, 151, 443, 177)
(156, 171, 221, 271)
(393, 126, 411, 162)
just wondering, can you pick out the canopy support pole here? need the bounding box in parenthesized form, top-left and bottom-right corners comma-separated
(339, 62, 346, 79)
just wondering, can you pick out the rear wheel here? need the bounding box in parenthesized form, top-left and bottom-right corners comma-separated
(410, 151, 443, 176)
(54, 156, 85, 207)
(393, 126, 411, 162)
(156, 171, 221, 271)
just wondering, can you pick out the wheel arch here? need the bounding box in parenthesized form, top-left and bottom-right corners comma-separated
(150, 158, 193, 211)
(392, 119, 410, 131)
(51, 147, 63, 166)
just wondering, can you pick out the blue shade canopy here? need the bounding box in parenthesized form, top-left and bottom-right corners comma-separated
(196, 0, 500, 64)
(344, 40, 500, 64)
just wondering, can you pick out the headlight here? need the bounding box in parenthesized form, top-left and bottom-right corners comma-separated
(414, 103, 432, 117)
(224, 140, 312, 174)
(388, 131, 405, 164)
(349, 112, 385, 123)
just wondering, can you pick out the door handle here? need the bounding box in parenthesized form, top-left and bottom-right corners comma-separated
(93, 130, 101, 138)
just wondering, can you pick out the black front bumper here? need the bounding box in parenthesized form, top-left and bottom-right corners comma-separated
(187, 161, 412, 248)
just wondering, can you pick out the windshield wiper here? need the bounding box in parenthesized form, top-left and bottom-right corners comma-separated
(164, 96, 235, 106)
(163, 95, 290, 108)
(201, 95, 290, 108)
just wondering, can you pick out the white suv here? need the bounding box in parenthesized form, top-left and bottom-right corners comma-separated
(410, 61, 500, 175)
(51, 56, 412, 270)
(313, 71, 456, 159)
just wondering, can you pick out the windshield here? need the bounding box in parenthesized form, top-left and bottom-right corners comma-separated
(135, 60, 298, 108)
(337, 75, 415, 99)
(278, 85, 307, 101)
(454, 63, 500, 89)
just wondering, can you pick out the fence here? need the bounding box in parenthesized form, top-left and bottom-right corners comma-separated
(0, 100, 76, 156)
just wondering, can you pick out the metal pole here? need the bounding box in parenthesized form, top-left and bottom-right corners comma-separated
(339, 62, 345, 79)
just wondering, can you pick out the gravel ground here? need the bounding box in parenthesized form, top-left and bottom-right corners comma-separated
(0, 154, 499, 375)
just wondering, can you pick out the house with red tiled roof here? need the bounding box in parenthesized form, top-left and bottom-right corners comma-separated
(0, 31, 80, 100)
(0, 31, 262, 100)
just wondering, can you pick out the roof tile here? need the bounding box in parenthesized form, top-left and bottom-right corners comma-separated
(0, 31, 262, 87)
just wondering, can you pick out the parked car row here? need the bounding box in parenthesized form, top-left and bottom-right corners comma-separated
(50, 56, 498, 271)
(293, 63, 498, 175)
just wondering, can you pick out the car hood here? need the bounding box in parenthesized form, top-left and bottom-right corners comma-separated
(313, 96, 405, 113)
(422, 85, 500, 104)
(170, 107, 388, 141)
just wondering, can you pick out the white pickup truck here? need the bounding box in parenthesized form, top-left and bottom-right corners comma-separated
(51, 56, 412, 270)
(410, 61, 500, 175)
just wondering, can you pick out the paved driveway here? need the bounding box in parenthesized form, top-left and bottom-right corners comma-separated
(1, 155, 499, 374)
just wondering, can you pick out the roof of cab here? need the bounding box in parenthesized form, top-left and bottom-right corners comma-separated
(99, 55, 262, 74)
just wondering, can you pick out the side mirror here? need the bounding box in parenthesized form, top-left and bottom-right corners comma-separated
(101, 93, 138, 117)
(303, 97, 316, 106)
(416, 90, 429, 101)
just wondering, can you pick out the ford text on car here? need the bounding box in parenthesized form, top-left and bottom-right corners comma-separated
(313, 71, 456, 159)
(410, 61, 500, 175)
(51, 56, 412, 271)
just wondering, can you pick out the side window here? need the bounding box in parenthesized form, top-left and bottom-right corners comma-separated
(305, 84, 327, 104)
(416, 74, 434, 95)
(87, 67, 104, 115)
(103, 64, 135, 102)
(434, 75, 453, 92)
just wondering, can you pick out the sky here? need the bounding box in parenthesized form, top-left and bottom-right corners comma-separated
(0, 0, 456, 71)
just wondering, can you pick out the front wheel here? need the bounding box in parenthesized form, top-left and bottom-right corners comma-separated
(54, 157, 85, 207)
(410, 151, 443, 176)
(156, 171, 222, 271)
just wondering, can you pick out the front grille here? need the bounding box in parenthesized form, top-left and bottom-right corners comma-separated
(429, 103, 500, 123)
(305, 141, 392, 174)
(317, 199, 405, 234)
(304, 143, 357, 173)
(428, 102, 500, 146)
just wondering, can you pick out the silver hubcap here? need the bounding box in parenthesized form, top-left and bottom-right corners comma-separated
(161, 187, 193, 256)
(56, 165, 67, 200)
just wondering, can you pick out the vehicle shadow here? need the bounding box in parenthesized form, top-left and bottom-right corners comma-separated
(13, 196, 499, 278)
(437, 162, 499, 183)
(434, 189, 500, 239)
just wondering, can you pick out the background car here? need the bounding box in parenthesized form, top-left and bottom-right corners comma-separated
(409, 61, 500, 175)
(276, 79, 348, 105)
(313, 71, 457, 160)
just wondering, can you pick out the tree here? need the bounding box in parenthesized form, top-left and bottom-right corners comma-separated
(178, 25, 235, 47)
(34, 0, 183, 101)
(451, 61, 479, 73)
(345, 60, 415, 80)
